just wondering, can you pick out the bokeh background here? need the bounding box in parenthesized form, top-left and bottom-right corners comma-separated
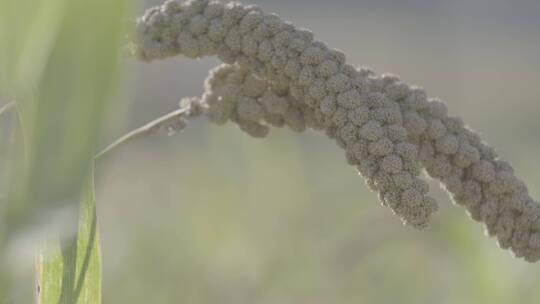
(27, 0, 540, 302)
(98, 0, 540, 303)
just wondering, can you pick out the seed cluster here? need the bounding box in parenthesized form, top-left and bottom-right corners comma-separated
(134, 0, 540, 262)
(199, 63, 438, 230)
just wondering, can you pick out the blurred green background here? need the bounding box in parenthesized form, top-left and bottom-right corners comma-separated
(3, 0, 540, 303)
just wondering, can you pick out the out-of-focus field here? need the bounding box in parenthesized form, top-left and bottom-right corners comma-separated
(96, 0, 540, 303)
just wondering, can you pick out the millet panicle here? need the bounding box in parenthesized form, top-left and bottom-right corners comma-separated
(132, 0, 540, 262)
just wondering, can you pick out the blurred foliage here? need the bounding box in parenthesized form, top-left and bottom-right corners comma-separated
(0, 0, 131, 302)
(0, 0, 130, 232)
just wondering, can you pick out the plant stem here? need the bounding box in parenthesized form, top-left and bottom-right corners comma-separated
(95, 107, 190, 160)
(0, 101, 15, 117)
(1, 102, 195, 160)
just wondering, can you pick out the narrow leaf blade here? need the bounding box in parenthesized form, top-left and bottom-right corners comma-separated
(38, 169, 101, 304)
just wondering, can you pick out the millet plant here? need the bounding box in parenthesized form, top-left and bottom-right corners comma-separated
(132, 0, 540, 262)
(1, 0, 539, 302)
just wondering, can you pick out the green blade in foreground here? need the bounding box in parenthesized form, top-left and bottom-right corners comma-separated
(37, 169, 101, 304)
(0, 0, 131, 301)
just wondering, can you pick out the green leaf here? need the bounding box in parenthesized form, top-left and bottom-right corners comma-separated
(37, 169, 102, 304)
(0, 0, 131, 232)
(0, 0, 132, 302)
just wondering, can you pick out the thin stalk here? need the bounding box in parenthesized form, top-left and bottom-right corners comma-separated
(95, 107, 190, 160)
(0, 101, 15, 117)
